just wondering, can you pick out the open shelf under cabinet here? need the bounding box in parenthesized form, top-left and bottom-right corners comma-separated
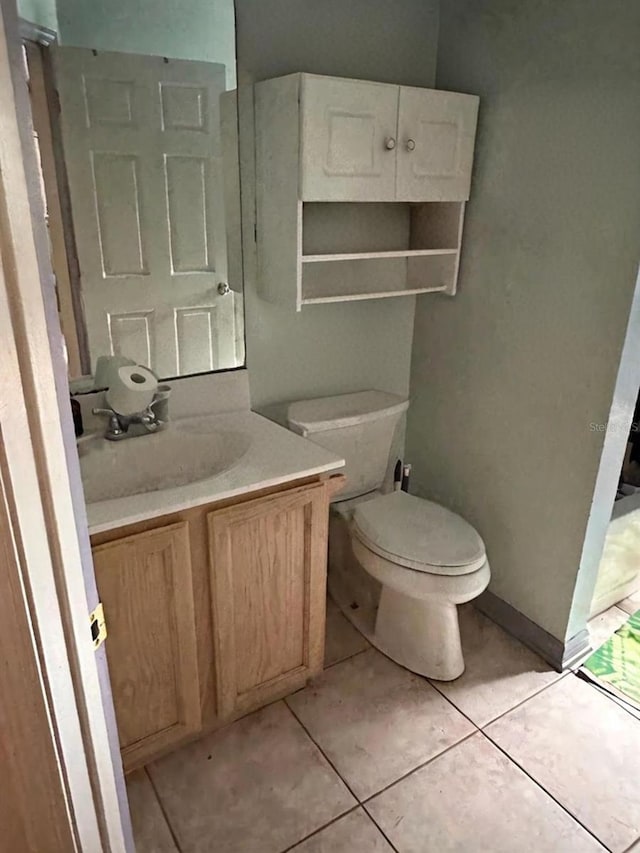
(296, 202, 464, 308)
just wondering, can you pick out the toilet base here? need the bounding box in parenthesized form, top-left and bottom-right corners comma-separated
(328, 569, 465, 681)
(374, 586, 464, 680)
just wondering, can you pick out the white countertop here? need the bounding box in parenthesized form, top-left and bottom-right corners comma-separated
(84, 410, 344, 535)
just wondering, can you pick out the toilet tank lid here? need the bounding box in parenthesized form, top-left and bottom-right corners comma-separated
(287, 390, 409, 436)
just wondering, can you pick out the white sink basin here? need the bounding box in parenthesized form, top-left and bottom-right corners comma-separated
(79, 418, 251, 503)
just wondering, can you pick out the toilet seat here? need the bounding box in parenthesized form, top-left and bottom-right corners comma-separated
(352, 491, 486, 576)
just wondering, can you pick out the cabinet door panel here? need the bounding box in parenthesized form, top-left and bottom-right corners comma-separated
(93, 521, 201, 769)
(397, 87, 479, 201)
(209, 482, 328, 717)
(301, 75, 398, 201)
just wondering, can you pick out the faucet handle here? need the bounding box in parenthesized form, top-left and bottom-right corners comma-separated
(92, 407, 124, 437)
(140, 405, 166, 432)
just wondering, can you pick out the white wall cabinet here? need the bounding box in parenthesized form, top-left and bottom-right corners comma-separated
(300, 76, 400, 202)
(395, 86, 478, 202)
(256, 72, 479, 309)
(300, 75, 478, 203)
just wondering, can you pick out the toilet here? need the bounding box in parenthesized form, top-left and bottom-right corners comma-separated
(287, 390, 490, 681)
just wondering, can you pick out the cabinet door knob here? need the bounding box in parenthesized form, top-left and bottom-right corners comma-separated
(384, 137, 396, 150)
(406, 138, 416, 151)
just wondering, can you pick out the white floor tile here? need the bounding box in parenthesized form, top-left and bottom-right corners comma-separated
(618, 589, 640, 616)
(286, 648, 474, 800)
(368, 733, 605, 852)
(126, 770, 177, 853)
(290, 808, 393, 852)
(431, 606, 562, 726)
(147, 701, 355, 853)
(487, 675, 640, 852)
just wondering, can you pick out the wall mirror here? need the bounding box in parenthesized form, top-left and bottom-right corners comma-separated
(22, 0, 244, 388)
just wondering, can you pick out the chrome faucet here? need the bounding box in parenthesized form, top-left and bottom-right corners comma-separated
(92, 399, 166, 441)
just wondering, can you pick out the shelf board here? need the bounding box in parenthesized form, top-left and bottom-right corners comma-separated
(301, 285, 448, 305)
(301, 248, 458, 263)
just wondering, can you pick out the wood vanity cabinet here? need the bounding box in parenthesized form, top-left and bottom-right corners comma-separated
(208, 481, 328, 718)
(91, 476, 339, 772)
(92, 523, 201, 770)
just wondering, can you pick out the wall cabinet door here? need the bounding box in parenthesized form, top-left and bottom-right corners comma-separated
(396, 87, 479, 201)
(208, 482, 329, 717)
(301, 75, 398, 202)
(93, 521, 201, 770)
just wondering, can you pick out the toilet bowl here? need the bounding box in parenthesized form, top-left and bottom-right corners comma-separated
(287, 390, 490, 682)
(350, 490, 490, 680)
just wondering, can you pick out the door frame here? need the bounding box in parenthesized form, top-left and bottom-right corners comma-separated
(0, 0, 131, 849)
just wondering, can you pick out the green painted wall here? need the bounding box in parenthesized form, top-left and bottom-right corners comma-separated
(407, 0, 640, 641)
(55, 0, 236, 86)
(17, 0, 57, 31)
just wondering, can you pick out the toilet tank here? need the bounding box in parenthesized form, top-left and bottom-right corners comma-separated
(287, 390, 409, 501)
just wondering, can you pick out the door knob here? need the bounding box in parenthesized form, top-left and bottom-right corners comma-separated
(217, 281, 230, 295)
(406, 139, 416, 151)
(384, 137, 396, 150)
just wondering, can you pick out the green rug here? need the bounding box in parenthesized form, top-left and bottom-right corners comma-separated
(583, 610, 640, 710)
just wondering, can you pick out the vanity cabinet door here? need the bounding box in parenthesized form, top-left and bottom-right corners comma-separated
(300, 75, 399, 202)
(208, 482, 329, 717)
(396, 87, 479, 201)
(93, 521, 201, 770)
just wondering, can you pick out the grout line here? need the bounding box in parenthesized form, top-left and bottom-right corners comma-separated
(323, 644, 370, 670)
(421, 678, 481, 731)
(360, 728, 479, 805)
(476, 671, 569, 729)
(285, 670, 481, 806)
(360, 803, 400, 852)
(282, 700, 360, 802)
(280, 702, 375, 850)
(622, 836, 640, 853)
(358, 805, 400, 852)
(478, 730, 612, 852)
(279, 805, 361, 853)
(422, 666, 614, 850)
(143, 766, 183, 853)
(424, 663, 569, 732)
(573, 668, 640, 723)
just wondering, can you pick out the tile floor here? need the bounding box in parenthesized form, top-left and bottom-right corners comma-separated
(128, 601, 640, 853)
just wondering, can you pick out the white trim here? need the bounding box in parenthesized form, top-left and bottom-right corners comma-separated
(0, 0, 131, 849)
(18, 16, 56, 45)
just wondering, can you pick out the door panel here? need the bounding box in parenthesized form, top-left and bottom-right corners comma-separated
(208, 482, 329, 717)
(396, 87, 479, 201)
(301, 75, 399, 201)
(93, 521, 201, 770)
(0, 460, 76, 853)
(54, 47, 238, 377)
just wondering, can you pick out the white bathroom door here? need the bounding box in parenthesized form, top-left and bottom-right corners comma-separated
(300, 74, 399, 201)
(53, 47, 238, 378)
(396, 87, 479, 201)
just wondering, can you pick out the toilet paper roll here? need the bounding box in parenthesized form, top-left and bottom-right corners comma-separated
(106, 365, 158, 416)
(94, 355, 135, 390)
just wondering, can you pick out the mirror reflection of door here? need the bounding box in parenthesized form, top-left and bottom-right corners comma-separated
(51, 47, 242, 379)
